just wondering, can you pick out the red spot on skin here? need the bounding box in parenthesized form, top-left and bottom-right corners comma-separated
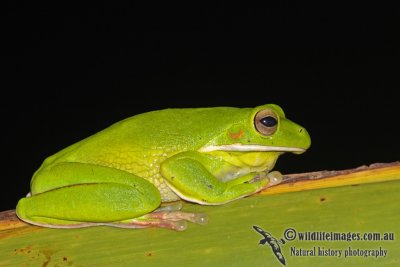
(228, 129, 244, 140)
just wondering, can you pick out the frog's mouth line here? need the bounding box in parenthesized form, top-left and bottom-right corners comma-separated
(199, 144, 306, 153)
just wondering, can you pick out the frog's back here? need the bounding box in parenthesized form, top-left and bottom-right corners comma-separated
(113, 106, 249, 149)
(42, 107, 248, 170)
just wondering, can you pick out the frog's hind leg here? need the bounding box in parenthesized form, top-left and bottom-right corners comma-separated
(16, 182, 162, 228)
(17, 162, 207, 231)
(17, 162, 163, 227)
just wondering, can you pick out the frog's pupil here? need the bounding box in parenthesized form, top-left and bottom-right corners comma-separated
(260, 116, 277, 127)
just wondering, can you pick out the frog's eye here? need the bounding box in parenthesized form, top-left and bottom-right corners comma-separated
(254, 109, 278, 136)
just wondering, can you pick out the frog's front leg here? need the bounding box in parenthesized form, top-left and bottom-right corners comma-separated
(160, 151, 282, 205)
(16, 162, 203, 230)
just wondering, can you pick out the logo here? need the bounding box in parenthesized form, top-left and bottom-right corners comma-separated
(253, 225, 286, 266)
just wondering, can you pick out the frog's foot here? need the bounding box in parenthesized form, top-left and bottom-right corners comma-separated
(19, 202, 207, 231)
(250, 171, 283, 188)
(266, 171, 283, 186)
(103, 202, 208, 231)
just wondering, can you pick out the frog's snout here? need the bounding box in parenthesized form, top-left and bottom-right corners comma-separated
(295, 126, 311, 154)
(286, 123, 311, 155)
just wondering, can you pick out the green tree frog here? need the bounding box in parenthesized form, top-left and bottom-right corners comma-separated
(16, 104, 310, 230)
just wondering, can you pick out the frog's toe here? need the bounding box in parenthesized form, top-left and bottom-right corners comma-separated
(191, 212, 208, 225)
(266, 171, 283, 186)
(152, 201, 208, 225)
(105, 206, 208, 231)
(149, 210, 208, 225)
(102, 218, 189, 231)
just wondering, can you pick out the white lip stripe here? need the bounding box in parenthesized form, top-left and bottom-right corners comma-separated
(199, 144, 305, 153)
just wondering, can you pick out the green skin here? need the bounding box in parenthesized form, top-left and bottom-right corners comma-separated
(16, 104, 310, 229)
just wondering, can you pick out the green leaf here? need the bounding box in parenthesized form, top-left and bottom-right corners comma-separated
(1, 163, 399, 266)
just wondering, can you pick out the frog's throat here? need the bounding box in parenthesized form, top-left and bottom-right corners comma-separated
(199, 144, 305, 153)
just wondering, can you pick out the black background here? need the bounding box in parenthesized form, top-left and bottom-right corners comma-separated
(3, 2, 399, 211)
